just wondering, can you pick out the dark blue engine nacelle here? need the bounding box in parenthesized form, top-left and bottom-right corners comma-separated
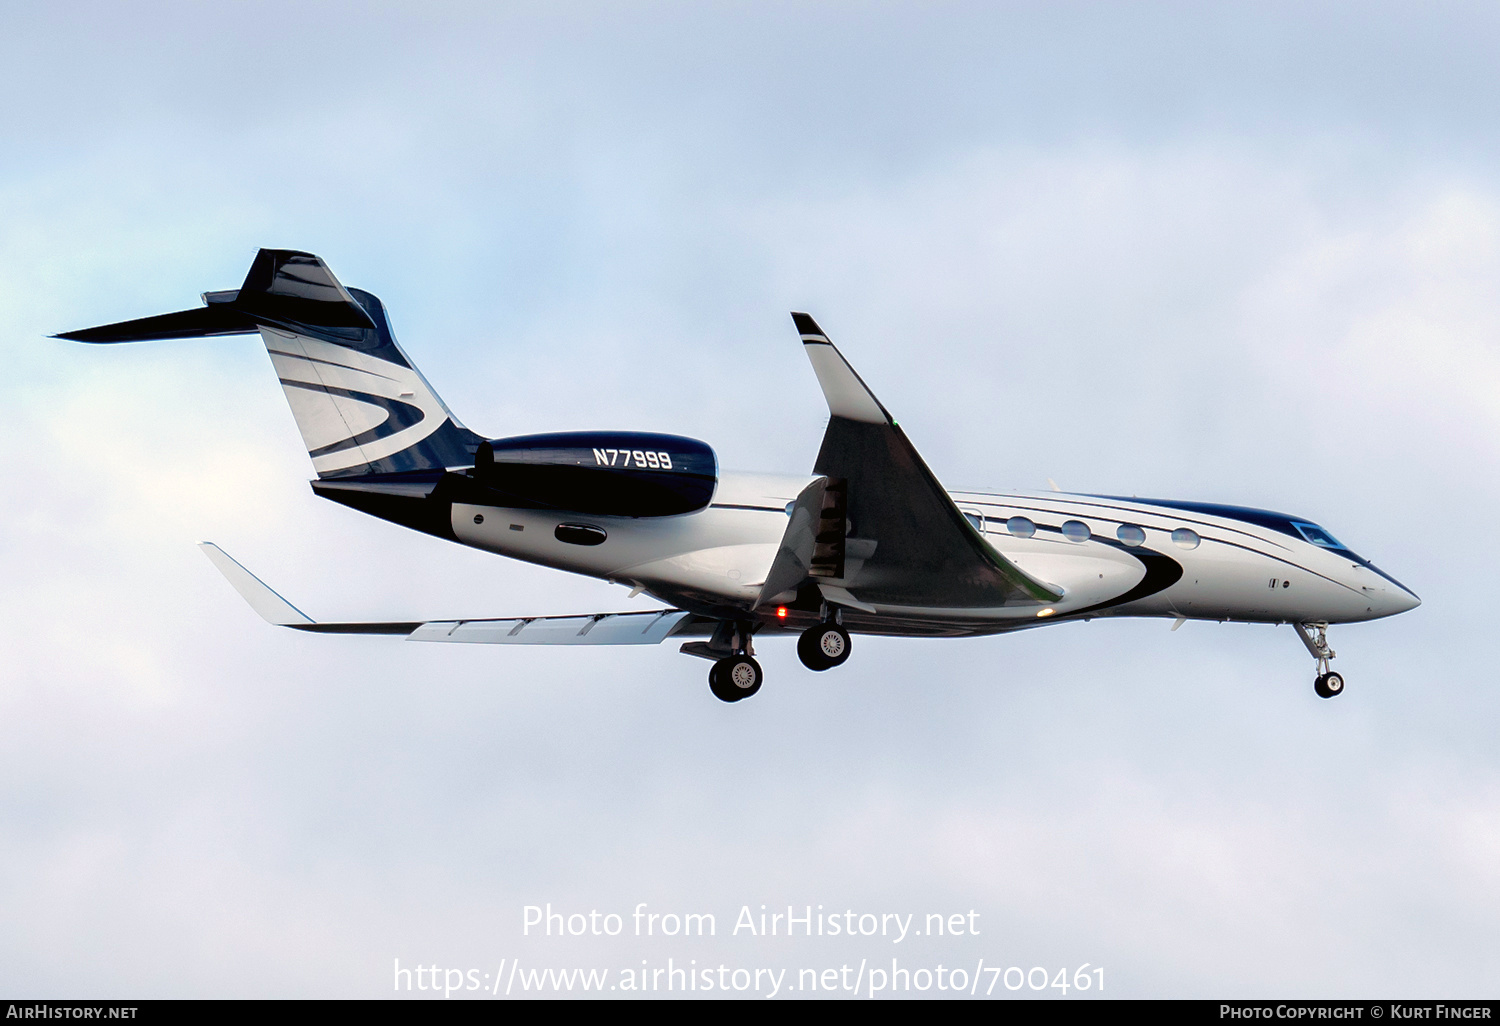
(473, 431, 718, 517)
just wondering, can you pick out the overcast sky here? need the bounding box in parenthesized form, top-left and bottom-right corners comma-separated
(2, 1, 1498, 999)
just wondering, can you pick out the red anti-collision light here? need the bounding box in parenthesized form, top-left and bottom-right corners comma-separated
(776, 607, 787, 619)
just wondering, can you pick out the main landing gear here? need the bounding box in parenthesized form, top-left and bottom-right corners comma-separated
(797, 621, 852, 672)
(708, 623, 762, 703)
(703, 612, 855, 703)
(709, 655, 763, 703)
(1294, 622, 1344, 699)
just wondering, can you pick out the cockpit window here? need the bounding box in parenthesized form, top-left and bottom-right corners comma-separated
(1292, 521, 1343, 549)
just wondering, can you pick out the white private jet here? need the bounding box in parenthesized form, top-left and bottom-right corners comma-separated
(62, 249, 1420, 702)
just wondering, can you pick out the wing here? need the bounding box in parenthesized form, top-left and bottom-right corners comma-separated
(790, 314, 1061, 609)
(199, 543, 697, 645)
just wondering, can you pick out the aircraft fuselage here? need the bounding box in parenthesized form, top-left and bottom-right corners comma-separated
(437, 470, 1419, 638)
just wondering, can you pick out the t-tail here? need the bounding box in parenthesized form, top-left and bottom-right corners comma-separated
(58, 249, 483, 480)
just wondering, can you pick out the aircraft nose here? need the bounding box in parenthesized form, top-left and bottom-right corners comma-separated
(1377, 587, 1421, 617)
(1361, 565, 1420, 618)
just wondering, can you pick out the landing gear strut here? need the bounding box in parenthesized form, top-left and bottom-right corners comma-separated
(709, 623, 762, 703)
(1294, 622, 1344, 699)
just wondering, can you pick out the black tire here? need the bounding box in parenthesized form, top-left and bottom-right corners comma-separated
(710, 656, 762, 701)
(802, 622, 851, 669)
(709, 660, 739, 703)
(723, 655, 763, 698)
(797, 629, 831, 671)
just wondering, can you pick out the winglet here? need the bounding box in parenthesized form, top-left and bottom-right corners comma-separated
(198, 542, 315, 626)
(790, 311, 828, 339)
(792, 312, 891, 424)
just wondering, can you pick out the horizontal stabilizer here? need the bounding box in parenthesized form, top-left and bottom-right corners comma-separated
(56, 305, 260, 343)
(59, 248, 483, 480)
(57, 248, 378, 344)
(200, 542, 696, 644)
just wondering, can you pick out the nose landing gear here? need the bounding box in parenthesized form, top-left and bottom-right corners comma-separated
(1294, 623, 1343, 699)
(1314, 671, 1345, 699)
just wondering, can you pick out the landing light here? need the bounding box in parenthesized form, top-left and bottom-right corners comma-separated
(1036, 608, 1056, 618)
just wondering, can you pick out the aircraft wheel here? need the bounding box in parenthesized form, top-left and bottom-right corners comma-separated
(1314, 671, 1344, 699)
(708, 661, 736, 702)
(797, 629, 830, 671)
(799, 622, 851, 671)
(710, 656, 762, 702)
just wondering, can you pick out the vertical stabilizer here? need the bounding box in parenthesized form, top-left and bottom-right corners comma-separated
(238, 250, 480, 478)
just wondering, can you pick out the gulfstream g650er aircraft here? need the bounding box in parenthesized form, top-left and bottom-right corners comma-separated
(63, 249, 1419, 702)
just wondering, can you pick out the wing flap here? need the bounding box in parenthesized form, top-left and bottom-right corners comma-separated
(756, 476, 829, 605)
(410, 610, 691, 646)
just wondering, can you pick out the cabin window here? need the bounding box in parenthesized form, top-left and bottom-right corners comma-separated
(1117, 524, 1146, 547)
(1171, 527, 1200, 549)
(962, 510, 984, 532)
(1006, 516, 1036, 538)
(1061, 520, 1091, 542)
(1292, 521, 1342, 549)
